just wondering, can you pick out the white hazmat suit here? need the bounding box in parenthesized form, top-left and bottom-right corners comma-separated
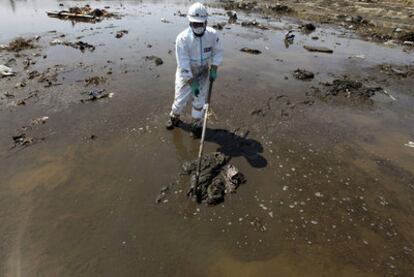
(171, 26, 223, 120)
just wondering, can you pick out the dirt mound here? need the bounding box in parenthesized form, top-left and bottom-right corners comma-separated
(319, 78, 383, 101)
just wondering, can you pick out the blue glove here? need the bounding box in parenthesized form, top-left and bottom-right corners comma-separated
(190, 80, 200, 97)
(209, 67, 217, 81)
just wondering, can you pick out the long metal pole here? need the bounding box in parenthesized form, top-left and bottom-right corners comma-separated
(194, 79, 214, 197)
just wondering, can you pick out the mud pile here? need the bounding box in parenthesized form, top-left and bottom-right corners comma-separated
(5, 37, 35, 52)
(182, 152, 245, 205)
(322, 78, 383, 99)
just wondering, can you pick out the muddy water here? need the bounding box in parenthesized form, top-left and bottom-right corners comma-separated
(1, 0, 414, 276)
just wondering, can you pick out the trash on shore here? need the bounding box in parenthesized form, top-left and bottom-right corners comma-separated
(303, 45, 334, 53)
(50, 39, 95, 52)
(241, 20, 269, 30)
(31, 116, 49, 125)
(115, 30, 128, 38)
(3, 37, 35, 52)
(12, 133, 34, 147)
(240, 47, 262, 55)
(84, 76, 106, 86)
(182, 152, 245, 205)
(301, 23, 316, 32)
(405, 141, 414, 148)
(0, 65, 15, 77)
(145, 56, 164, 66)
(81, 89, 114, 102)
(227, 11, 237, 23)
(293, 69, 314, 80)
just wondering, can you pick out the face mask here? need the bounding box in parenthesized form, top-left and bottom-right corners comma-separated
(191, 26, 206, 36)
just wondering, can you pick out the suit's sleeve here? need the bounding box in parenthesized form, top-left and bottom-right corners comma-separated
(211, 33, 223, 66)
(176, 36, 193, 82)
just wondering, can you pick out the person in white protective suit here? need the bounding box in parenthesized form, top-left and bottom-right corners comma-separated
(166, 2, 223, 138)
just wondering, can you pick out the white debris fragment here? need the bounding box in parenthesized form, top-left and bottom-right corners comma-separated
(315, 192, 323, 198)
(0, 64, 15, 76)
(282, 185, 288, 191)
(259, 204, 268, 210)
(405, 141, 414, 148)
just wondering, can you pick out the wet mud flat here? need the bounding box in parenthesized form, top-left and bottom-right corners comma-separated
(1, 0, 414, 276)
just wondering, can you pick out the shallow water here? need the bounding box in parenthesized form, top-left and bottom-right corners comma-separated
(1, 0, 414, 276)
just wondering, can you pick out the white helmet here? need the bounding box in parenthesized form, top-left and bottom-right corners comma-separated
(187, 2, 208, 23)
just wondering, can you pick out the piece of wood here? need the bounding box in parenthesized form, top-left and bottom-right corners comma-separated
(46, 11, 95, 20)
(303, 45, 334, 53)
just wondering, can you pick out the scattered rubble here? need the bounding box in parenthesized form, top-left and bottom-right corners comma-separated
(84, 76, 106, 86)
(303, 45, 333, 53)
(47, 5, 115, 22)
(182, 152, 245, 205)
(301, 23, 316, 32)
(31, 116, 49, 125)
(379, 64, 411, 78)
(81, 89, 114, 102)
(212, 22, 226, 30)
(241, 20, 269, 30)
(227, 11, 238, 23)
(240, 47, 262, 55)
(175, 10, 186, 17)
(145, 56, 164, 66)
(0, 65, 15, 77)
(50, 39, 95, 52)
(155, 184, 172, 204)
(320, 78, 383, 99)
(12, 133, 34, 147)
(4, 37, 35, 52)
(294, 69, 314, 80)
(115, 30, 129, 38)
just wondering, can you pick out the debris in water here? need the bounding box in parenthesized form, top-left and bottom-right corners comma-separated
(155, 184, 172, 204)
(293, 69, 314, 80)
(12, 133, 34, 147)
(241, 20, 269, 30)
(46, 5, 115, 22)
(240, 47, 262, 55)
(405, 141, 414, 148)
(0, 65, 15, 77)
(145, 56, 164, 66)
(227, 11, 237, 23)
(182, 152, 245, 205)
(301, 23, 316, 32)
(115, 30, 128, 38)
(285, 30, 295, 41)
(315, 192, 323, 198)
(84, 76, 106, 86)
(50, 39, 95, 52)
(4, 37, 35, 52)
(212, 22, 226, 30)
(31, 116, 49, 125)
(81, 89, 114, 102)
(303, 45, 333, 53)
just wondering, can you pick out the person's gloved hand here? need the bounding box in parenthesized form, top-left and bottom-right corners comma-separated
(209, 66, 218, 81)
(190, 80, 200, 97)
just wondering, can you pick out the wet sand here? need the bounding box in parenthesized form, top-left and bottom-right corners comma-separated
(1, 0, 414, 276)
